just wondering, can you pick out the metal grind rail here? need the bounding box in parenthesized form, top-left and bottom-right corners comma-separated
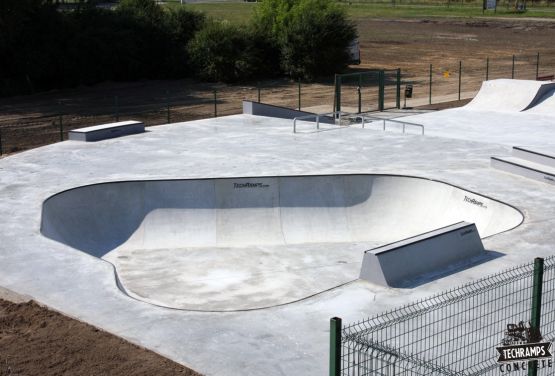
(292, 111, 348, 133)
(352, 114, 425, 135)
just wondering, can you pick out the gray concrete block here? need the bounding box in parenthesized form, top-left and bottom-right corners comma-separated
(360, 221, 485, 287)
(242, 101, 334, 124)
(68, 120, 144, 142)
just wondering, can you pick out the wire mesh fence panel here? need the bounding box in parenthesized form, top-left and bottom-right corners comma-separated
(432, 63, 462, 102)
(258, 80, 300, 110)
(383, 70, 401, 110)
(215, 86, 257, 117)
(340, 256, 555, 376)
(541, 258, 555, 340)
(337, 71, 382, 113)
(299, 81, 336, 113)
(1, 52, 554, 155)
(0, 116, 60, 154)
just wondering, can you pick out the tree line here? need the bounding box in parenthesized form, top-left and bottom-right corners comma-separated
(0, 0, 357, 96)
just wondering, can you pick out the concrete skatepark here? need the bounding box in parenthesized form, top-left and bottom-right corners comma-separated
(1, 79, 555, 375)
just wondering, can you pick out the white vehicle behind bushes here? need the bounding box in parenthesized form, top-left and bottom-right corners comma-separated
(348, 39, 361, 65)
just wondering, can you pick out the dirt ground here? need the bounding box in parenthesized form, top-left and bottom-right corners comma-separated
(0, 297, 200, 376)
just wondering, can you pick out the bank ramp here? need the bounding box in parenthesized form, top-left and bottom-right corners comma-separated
(523, 88, 555, 115)
(464, 79, 555, 112)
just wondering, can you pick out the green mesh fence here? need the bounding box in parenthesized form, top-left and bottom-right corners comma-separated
(335, 256, 555, 375)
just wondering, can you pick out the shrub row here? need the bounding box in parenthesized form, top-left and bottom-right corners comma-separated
(0, 0, 356, 96)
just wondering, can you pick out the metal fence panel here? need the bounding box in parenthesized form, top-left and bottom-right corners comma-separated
(339, 256, 555, 376)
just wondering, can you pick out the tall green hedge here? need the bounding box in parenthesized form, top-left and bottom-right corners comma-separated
(1, 0, 357, 95)
(0, 0, 205, 96)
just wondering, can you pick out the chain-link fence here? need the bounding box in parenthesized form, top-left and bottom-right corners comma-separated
(331, 256, 555, 376)
(1, 52, 554, 156)
(344, 0, 555, 8)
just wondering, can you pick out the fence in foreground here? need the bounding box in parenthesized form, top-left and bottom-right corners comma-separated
(331, 256, 555, 375)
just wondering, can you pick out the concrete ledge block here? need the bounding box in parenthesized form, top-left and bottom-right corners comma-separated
(242, 100, 334, 124)
(360, 221, 485, 287)
(68, 120, 144, 142)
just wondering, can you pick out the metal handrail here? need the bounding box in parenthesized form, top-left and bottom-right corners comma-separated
(292, 111, 347, 133)
(352, 114, 424, 135)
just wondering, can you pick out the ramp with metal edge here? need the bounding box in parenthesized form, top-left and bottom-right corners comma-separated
(512, 146, 555, 168)
(360, 222, 485, 287)
(491, 156, 555, 185)
(464, 79, 555, 113)
(523, 88, 555, 115)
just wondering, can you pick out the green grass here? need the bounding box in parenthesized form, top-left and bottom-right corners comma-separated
(345, 2, 555, 18)
(163, 1, 555, 22)
(165, 2, 257, 24)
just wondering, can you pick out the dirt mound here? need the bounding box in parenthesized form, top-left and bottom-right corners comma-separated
(0, 299, 200, 376)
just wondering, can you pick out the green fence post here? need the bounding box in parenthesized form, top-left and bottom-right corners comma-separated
(396, 68, 401, 109)
(512, 55, 515, 79)
(357, 74, 362, 114)
(257, 82, 261, 103)
(378, 70, 385, 111)
(166, 91, 170, 124)
(0, 128, 3, 156)
(536, 52, 540, 80)
(429, 64, 433, 105)
(213, 90, 217, 118)
(298, 79, 301, 110)
(329, 317, 342, 376)
(528, 257, 545, 376)
(115, 96, 119, 122)
(458, 61, 462, 101)
(335, 75, 341, 114)
(59, 114, 63, 141)
(486, 57, 489, 81)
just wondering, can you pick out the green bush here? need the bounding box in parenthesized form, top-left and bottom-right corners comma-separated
(253, 0, 357, 80)
(0, 0, 205, 96)
(188, 21, 279, 82)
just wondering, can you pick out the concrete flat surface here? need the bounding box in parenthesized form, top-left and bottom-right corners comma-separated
(1, 111, 555, 375)
(400, 108, 555, 148)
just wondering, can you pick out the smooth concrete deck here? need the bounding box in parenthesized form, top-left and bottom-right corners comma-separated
(1, 113, 555, 375)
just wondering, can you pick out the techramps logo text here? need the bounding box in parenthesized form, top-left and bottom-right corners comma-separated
(233, 182, 270, 189)
(496, 321, 553, 373)
(464, 195, 488, 209)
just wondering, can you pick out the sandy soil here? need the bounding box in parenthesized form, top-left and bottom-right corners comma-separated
(0, 296, 200, 376)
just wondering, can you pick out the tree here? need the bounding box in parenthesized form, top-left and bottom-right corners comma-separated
(188, 21, 278, 82)
(253, 0, 357, 80)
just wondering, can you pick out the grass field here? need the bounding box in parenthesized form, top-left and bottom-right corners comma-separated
(180, 1, 555, 22)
